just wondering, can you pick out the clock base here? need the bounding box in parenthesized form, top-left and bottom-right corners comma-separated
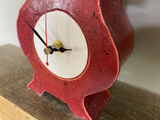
(28, 80, 110, 120)
(70, 90, 111, 120)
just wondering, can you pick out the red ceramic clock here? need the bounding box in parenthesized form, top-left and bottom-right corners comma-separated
(17, 0, 134, 120)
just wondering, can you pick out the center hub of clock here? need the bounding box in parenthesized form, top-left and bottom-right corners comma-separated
(53, 40, 64, 53)
(44, 40, 72, 55)
(53, 40, 63, 49)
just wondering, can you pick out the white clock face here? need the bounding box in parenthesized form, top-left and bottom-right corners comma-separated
(34, 10, 88, 79)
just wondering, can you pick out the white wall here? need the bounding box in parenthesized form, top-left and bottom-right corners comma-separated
(0, 0, 25, 47)
(0, 0, 160, 94)
(118, 0, 160, 94)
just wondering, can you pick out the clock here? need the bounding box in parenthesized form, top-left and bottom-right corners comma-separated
(17, 0, 134, 120)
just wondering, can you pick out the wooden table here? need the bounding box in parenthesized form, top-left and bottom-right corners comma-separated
(1, 44, 159, 120)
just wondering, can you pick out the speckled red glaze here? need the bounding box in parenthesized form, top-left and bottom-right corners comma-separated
(17, 0, 134, 120)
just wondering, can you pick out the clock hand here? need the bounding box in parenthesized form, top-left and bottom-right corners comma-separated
(48, 45, 59, 54)
(44, 46, 71, 55)
(59, 47, 72, 53)
(48, 40, 72, 53)
(26, 21, 59, 56)
(26, 21, 71, 54)
(44, 45, 59, 55)
(26, 21, 46, 46)
(45, 5, 49, 66)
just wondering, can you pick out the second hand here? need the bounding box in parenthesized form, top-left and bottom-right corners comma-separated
(45, 5, 49, 66)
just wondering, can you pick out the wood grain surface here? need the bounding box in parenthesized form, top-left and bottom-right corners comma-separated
(0, 96, 37, 120)
(0, 44, 160, 120)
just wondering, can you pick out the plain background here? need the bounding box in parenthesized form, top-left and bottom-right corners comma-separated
(0, 0, 160, 94)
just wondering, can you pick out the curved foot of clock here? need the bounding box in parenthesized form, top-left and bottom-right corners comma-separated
(68, 89, 111, 120)
(27, 79, 45, 95)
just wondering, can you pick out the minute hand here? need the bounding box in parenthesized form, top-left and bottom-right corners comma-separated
(26, 21, 46, 46)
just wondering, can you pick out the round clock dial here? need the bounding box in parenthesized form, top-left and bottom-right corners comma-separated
(34, 10, 88, 79)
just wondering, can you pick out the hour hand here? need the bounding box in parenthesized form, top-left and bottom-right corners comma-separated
(26, 21, 46, 46)
(59, 47, 72, 53)
(44, 46, 72, 55)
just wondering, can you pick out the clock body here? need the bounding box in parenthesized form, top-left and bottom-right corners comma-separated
(17, 0, 134, 120)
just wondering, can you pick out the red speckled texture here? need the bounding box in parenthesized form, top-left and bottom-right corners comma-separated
(101, 0, 134, 66)
(17, 0, 134, 120)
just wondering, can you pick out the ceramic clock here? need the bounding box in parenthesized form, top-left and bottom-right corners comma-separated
(17, 0, 134, 120)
